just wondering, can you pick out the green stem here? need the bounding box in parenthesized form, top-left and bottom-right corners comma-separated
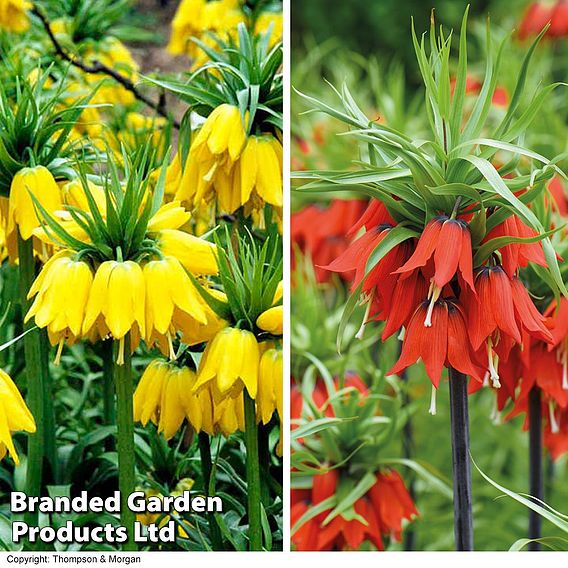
(243, 390, 262, 551)
(197, 432, 223, 550)
(258, 424, 271, 508)
(114, 334, 137, 551)
(102, 340, 116, 451)
(17, 235, 53, 530)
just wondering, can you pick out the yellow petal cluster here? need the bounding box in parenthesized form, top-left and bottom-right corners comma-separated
(134, 360, 243, 438)
(7, 166, 63, 240)
(193, 327, 260, 400)
(0, 369, 36, 465)
(256, 305, 283, 335)
(167, 0, 244, 63)
(0, 0, 31, 33)
(26, 251, 94, 345)
(240, 135, 283, 208)
(82, 260, 146, 344)
(256, 348, 283, 425)
(83, 38, 139, 106)
(176, 104, 247, 212)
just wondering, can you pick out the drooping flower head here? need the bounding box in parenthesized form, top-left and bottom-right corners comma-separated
(161, 23, 282, 224)
(25, 145, 218, 363)
(0, 369, 36, 465)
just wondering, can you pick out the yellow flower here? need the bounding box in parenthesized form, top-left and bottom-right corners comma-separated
(7, 166, 63, 240)
(254, 11, 283, 47)
(83, 38, 139, 106)
(216, 391, 245, 436)
(61, 179, 106, 214)
(147, 202, 191, 233)
(0, 0, 31, 33)
(193, 327, 260, 400)
(256, 305, 283, 335)
(240, 134, 283, 207)
(256, 348, 282, 425)
(143, 256, 208, 349)
(26, 251, 94, 355)
(134, 360, 215, 437)
(167, 0, 206, 56)
(83, 261, 146, 360)
(0, 369, 36, 465)
(176, 104, 247, 210)
(155, 229, 218, 275)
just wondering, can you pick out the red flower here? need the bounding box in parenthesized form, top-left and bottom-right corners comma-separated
(292, 200, 367, 283)
(388, 297, 482, 388)
(347, 199, 395, 238)
(483, 215, 547, 278)
(394, 216, 475, 296)
(544, 407, 568, 460)
(550, 0, 568, 37)
(518, 2, 554, 40)
(450, 76, 508, 106)
(324, 223, 395, 289)
(463, 267, 551, 387)
(318, 497, 384, 551)
(369, 471, 418, 540)
(548, 176, 568, 216)
(293, 469, 417, 551)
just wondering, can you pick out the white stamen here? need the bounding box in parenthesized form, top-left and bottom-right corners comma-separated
(54, 338, 65, 367)
(561, 349, 568, 391)
(429, 385, 437, 415)
(424, 282, 441, 327)
(487, 340, 501, 388)
(117, 337, 125, 366)
(482, 371, 490, 387)
(549, 400, 560, 434)
(397, 326, 406, 341)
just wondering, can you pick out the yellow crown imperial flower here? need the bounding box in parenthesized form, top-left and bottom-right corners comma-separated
(143, 256, 209, 357)
(7, 166, 63, 240)
(0, 0, 31, 33)
(240, 135, 283, 208)
(25, 251, 94, 362)
(82, 260, 146, 362)
(256, 348, 283, 426)
(0, 369, 36, 465)
(256, 305, 283, 336)
(176, 104, 247, 209)
(193, 327, 260, 401)
(134, 360, 216, 438)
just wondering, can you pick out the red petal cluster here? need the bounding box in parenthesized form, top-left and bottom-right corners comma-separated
(518, 1, 568, 39)
(291, 199, 367, 283)
(291, 469, 417, 551)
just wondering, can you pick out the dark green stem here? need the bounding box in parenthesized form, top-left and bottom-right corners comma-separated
(258, 424, 271, 508)
(244, 390, 262, 551)
(17, 235, 54, 529)
(102, 340, 116, 451)
(114, 334, 137, 551)
(197, 432, 223, 550)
